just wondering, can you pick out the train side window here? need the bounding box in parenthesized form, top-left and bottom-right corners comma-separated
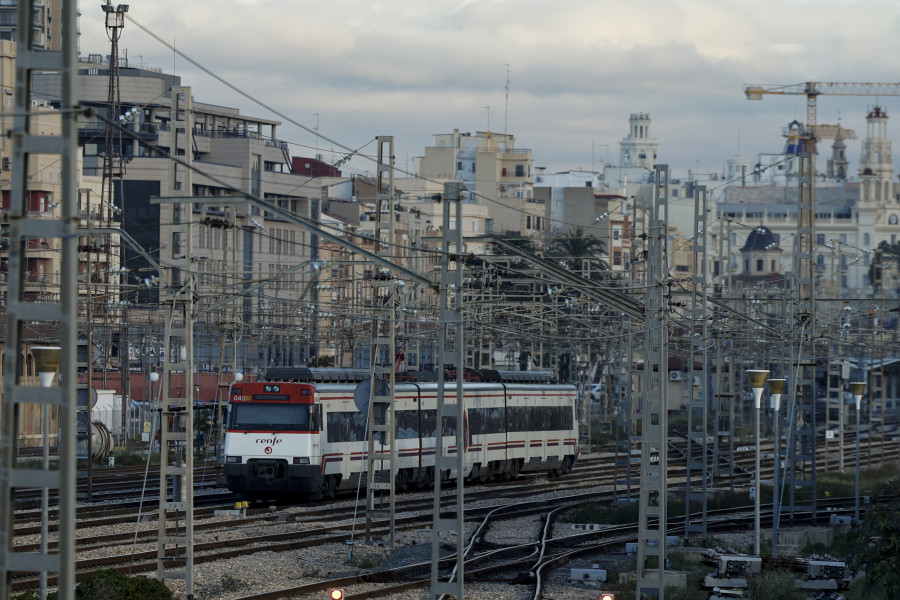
(467, 408, 483, 436)
(326, 411, 367, 443)
(442, 415, 457, 436)
(309, 405, 321, 431)
(396, 410, 418, 439)
(421, 410, 437, 438)
(486, 407, 505, 434)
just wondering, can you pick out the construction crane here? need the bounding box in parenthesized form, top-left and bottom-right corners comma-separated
(745, 82, 900, 152)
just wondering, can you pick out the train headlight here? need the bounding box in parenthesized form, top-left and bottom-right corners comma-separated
(293, 457, 310, 465)
(600, 593, 615, 600)
(225, 456, 241, 463)
(329, 589, 344, 600)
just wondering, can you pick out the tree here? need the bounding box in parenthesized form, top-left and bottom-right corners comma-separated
(868, 241, 900, 295)
(548, 226, 609, 279)
(308, 354, 334, 368)
(849, 479, 900, 599)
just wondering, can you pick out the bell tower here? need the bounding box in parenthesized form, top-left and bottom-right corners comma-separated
(859, 106, 892, 205)
(619, 112, 658, 169)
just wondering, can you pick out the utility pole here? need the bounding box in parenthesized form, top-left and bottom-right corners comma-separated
(0, 2, 79, 598)
(430, 181, 466, 600)
(156, 87, 196, 595)
(636, 165, 669, 599)
(365, 136, 399, 545)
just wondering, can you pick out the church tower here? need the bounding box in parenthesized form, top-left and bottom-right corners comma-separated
(827, 131, 849, 181)
(859, 106, 893, 205)
(619, 112, 658, 170)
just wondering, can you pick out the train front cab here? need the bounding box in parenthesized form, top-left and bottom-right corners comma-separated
(223, 384, 327, 499)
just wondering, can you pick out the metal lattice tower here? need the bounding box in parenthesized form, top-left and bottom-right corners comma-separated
(430, 182, 466, 600)
(824, 334, 843, 470)
(784, 151, 817, 525)
(869, 272, 887, 467)
(636, 165, 669, 599)
(712, 334, 736, 487)
(365, 136, 399, 546)
(613, 325, 635, 501)
(0, 2, 79, 597)
(215, 205, 240, 473)
(867, 344, 885, 468)
(156, 87, 196, 592)
(685, 184, 709, 540)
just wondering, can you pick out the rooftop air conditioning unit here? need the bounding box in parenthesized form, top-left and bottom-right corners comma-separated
(669, 371, 683, 382)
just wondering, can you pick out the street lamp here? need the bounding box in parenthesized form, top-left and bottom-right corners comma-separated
(148, 371, 159, 451)
(31, 346, 61, 388)
(766, 378, 786, 557)
(849, 381, 866, 523)
(747, 369, 770, 556)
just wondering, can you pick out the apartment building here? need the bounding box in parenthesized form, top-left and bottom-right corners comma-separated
(416, 129, 539, 237)
(31, 54, 323, 373)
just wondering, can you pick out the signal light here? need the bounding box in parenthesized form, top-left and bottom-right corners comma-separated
(600, 593, 615, 600)
(329, 589, 344, 600)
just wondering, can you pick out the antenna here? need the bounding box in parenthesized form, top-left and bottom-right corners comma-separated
(504, 63, 510, 138)
(314, 113, 320, 158)
(483, 105, 492, 131)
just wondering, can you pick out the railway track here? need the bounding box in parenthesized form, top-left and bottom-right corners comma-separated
(9, 437, 897, 596)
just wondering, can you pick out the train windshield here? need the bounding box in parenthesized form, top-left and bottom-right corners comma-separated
(229, 403, 316, 431)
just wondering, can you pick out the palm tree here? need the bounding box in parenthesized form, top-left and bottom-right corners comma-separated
(548, 226, 609, 279)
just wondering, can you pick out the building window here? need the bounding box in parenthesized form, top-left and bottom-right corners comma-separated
(457, 161, 462, 170)
(840, 233, 847, 244)
(613, 251, 622, 266)
(771, 260, 776, 271)
(515, 164, 524, 177)
(756, 259, 763, 272)
(613, 228, 621, 240)
(526, 216, 531, 229)
(816, 234, 825, 246)
(744, 259, 750, 272)
(501, 167, 507, 177)
(864, 233, 870, 246)
(890, 214, 899, 225)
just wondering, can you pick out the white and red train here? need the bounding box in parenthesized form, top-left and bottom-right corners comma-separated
(223, 369, 579, 500)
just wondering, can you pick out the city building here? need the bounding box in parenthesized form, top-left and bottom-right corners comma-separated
(716, 106, 900, 298)
(415, 129, 538, 237)
(0, 0, 60, 50)
(32, 53, 324, 374)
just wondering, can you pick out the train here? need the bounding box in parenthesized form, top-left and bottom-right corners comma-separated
(222, 368, 580, 500)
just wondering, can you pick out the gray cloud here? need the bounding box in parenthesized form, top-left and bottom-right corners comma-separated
(78, 0, 900, 178)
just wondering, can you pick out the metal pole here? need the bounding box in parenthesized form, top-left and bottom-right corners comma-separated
(767, 379, 785, 557)
(850, 382, 866, 522)
(747, 370, 769, 556)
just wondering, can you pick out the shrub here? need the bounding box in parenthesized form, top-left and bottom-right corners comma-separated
(74, 569, 172, 600)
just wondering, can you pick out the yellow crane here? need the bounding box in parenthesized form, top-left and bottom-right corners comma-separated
(744, 82, 900, 151)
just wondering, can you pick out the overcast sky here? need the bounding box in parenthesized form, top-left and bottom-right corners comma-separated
(79, 0, 900, 182)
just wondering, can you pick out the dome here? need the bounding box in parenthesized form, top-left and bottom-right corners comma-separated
(741, 225, 780, 251)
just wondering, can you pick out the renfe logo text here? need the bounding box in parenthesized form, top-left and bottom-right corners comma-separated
(256, 437, 282, 445)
